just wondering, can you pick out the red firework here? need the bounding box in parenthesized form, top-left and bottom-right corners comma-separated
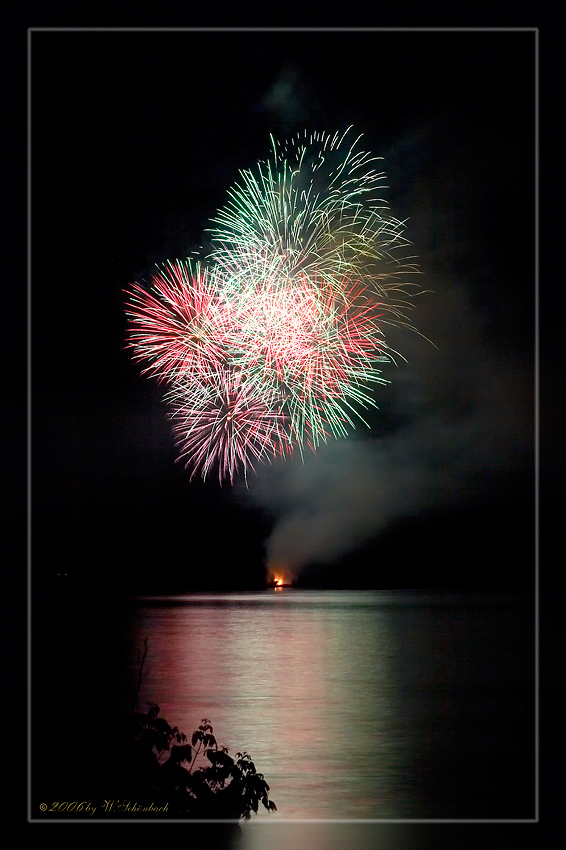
(167, 367, 289, 484)
(230, 273, 392, 424)
(124, 260, 235, 383)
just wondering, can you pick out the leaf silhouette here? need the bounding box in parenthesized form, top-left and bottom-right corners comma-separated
(152, 717, 172, 736)
(170, 743, 192, 764)
(147, 702, 160, 720)
(206, 749, 233, 768)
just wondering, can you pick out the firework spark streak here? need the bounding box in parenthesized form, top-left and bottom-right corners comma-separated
(124, 129, 423, 483)
(230, 272, 394, 451)
(124, 259, 233, 383)
(167, 368, 289, 484)
(208, 127, 420, 323)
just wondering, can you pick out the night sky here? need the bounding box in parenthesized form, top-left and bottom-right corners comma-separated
(31, 29, 536, 593)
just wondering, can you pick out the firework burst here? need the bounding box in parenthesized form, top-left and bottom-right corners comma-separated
(124, 259, 234, 383)
(124, 128, 425, 483)
(167, 367, 289, 484)
(207, 126, 420, 327)
(230, 272, 393, 450)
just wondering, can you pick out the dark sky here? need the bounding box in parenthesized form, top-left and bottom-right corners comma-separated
(31, 29, 536, 592)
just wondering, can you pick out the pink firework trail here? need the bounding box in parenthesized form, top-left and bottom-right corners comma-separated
(231, 273, 393, 449)
(238, 274, 391, 389)
(167, 368, 289, 484)
(124, 259, 234, 384)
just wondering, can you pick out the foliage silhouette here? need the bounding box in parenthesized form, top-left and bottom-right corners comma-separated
(122, 706, 277, 820)
(116, 639, 277, 820)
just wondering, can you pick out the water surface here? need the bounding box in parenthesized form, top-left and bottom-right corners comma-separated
(125, 589, 535, 820)
(32, 589, 535, 826)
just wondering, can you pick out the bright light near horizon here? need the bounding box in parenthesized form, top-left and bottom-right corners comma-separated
(268, 571, 288, 589)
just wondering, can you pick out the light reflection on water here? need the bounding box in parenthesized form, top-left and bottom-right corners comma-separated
(133, 590, 401, 818)
(241, 821, 429, 850)
(130, 589, 534, 822)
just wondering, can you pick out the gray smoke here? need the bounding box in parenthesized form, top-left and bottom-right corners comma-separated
(235, 112, 533, 580)
(238, 267, 532, 579)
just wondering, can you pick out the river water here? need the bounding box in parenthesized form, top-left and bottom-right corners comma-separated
(32, 589, 535, 841)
